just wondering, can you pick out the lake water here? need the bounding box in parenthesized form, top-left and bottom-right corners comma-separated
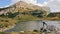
(5, 20, 60, 32)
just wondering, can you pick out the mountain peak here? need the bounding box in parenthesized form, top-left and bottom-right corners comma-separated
(0, 1, 50, 15)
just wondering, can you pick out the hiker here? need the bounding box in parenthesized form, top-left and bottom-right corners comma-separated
(40, 22, 48, 32)
(42, 22, 47, 28)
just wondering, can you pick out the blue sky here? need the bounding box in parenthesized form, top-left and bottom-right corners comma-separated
(0, 0, 60, 12)
(0, 0, 11, 7)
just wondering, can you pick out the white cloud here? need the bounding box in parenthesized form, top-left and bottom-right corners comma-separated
(36, 3, 44, 6)
(47, 0, 60, 12)
(43, 2, 48, 5)
(49, 0, 54, 2)
(35, 1, 48, 7)
(22, 0, 36, 4)
(11, 0, 37, 5)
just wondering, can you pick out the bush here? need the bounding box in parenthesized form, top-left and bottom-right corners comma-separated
(31, 10, 44, 18)
(47, 13, 56, 17)
(7, 12, 19, 18)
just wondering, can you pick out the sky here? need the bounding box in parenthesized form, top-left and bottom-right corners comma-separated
(0, 0, 60, 12)
(0, 0, 11, 8)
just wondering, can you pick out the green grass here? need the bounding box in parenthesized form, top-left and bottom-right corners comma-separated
(14, 14, 40, 21)
(0, 32, 6, 34)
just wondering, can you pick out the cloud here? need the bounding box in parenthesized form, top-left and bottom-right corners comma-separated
(35, 1, 48, 6)
(58, 0, 60, 2)
(43, 2, 48, 5)
(23, 0, 36, 4)
(47, 0, 60, 12)
(11, 0, 37, 5)
(36, 0, 60, 12)
(49, 0, 54, 2)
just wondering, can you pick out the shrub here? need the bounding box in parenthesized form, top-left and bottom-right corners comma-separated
(47, 13, 56, 17)
(7, 12, 19, 18)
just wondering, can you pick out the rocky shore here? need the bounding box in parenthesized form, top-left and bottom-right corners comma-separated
(6, 29, 60, 34)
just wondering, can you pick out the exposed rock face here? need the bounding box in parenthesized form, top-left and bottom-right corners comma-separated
(0, 1, 50, 16)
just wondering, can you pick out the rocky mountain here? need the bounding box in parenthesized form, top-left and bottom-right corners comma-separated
(0, 1, 50, 16)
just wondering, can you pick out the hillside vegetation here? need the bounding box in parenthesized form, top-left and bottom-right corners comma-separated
(46, 12, 60, 20)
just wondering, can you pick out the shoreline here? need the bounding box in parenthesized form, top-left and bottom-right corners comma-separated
(0, 24, 15, 32)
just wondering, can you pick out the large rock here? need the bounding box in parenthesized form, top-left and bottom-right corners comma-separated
(47, 25, 56, 31)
